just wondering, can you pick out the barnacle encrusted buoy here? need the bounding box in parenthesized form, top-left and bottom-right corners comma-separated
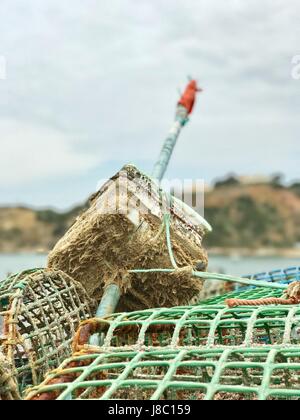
(0, 269, 96, 395)
(47, 165, 209, 311)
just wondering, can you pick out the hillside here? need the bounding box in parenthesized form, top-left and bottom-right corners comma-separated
(204, 184, 300, 249)
(1, 183, 300, 253)
(0, 205, 86, 253)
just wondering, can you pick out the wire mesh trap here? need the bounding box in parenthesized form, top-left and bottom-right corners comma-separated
(239, 266, 300, 290)
(48, 164, 210, 311)
(201, 284, 287, 306)
(23, 275, 300, 401)
(26, 346, 300, 400)
(71, 300, 300, 351)
(0, 269, 96, 396)
(198, 266, 300, 301)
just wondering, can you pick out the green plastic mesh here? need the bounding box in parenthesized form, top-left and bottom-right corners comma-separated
(24, 275, 300, 401)
(0, 269, 96, 395)
(26, 346, 300, 400)
(200, 285, 285, 305)
(72, 302, 300, 350)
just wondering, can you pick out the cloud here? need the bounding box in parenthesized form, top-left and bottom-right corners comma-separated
(0, 0, 299, 207)
(0, 119, 98, 186)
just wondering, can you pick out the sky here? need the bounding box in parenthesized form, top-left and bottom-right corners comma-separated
(0, 0, 299, 209)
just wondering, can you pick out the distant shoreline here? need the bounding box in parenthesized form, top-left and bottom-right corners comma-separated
(209, 247, 300, 258)
(0, 250, 299, 280)
(1, 248, 300, 259)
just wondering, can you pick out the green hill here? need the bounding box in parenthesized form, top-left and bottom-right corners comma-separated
(1, 182, 300, 253)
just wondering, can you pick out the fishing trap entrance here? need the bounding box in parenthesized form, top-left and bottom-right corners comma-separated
(0, 269, 95, 395)
(26, 346, 300, 400)
(48, 164, 210, 311)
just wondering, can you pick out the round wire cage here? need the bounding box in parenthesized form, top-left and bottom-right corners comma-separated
(70, 274, 300, 352)
(201, 283, 289, 305)
(243, 266, 300, 286)
(0, 269, 96, 395)
(26, 346, 300, 400)
(200, 266, 300, 301)
(72, 301, 300, 352)
(25, 268, 300, 401)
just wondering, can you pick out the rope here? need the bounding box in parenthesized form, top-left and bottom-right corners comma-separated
(0, 269, 95, 397)
(128, 214, 287, 291)
(226, 280, 300, 308)
(164, 213, 178, 269)
(226, 297, 299, 308)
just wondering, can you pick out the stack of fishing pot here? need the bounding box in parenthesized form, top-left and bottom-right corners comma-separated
(26, 347, 300, 401)
(47, 80, 211, 314)
(0, 269, 95, 397)
(25, 269, 300, 400)
(2, 79, 209, 400)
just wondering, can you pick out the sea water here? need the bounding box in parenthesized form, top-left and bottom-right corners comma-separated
(0, 253, 47, 280)
(0, 253, 299, 280)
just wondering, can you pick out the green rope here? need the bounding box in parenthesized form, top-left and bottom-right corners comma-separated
(129, 213, 287, 292)
(164, 213, 178, 269)
(128, 268, 287, 290)
(12, 282, 27, 291)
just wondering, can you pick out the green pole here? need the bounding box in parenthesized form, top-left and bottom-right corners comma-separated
(89, 284, 121, 345)
(152, 105, 188, 181)
(95, 284, 121, 318)
(94, 83, 199, 323)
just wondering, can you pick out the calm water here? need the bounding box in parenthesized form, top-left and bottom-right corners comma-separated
(0, 253, 299, 280)
(0, 253, 47, 279)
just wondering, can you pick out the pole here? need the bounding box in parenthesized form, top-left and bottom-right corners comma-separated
(89, 284, 121, 345)
(152, 105, 188, 181)
(93, 80, 201, 324)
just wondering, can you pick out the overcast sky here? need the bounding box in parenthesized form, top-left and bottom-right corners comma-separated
(0, 0, 299, 209)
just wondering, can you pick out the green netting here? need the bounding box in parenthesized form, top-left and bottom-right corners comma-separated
(0, 269, 96, 396)
(200, 285, 285, 305)
(244, 266, 300, 284)
(21, 271, 300, 401)
(26, 346, 300, 400)
(73, 303, 300, 350)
